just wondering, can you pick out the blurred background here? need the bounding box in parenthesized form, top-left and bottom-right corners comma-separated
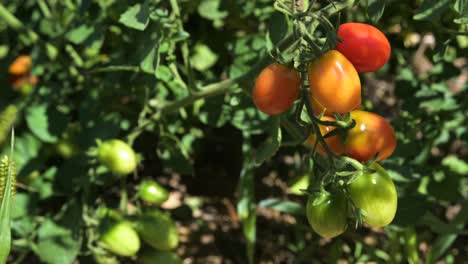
(0, 0, 467, 263)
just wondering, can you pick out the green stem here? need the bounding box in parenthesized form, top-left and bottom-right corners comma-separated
(340, 156, 364, 170)
(170, 0, 196, 93)
(0, 4, 38, 42)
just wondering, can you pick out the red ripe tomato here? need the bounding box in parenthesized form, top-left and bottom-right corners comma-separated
(253, 63, 301, 115)
(336, 22, 391, 73)
(344, 110, 396, 162)
(308, 50, 361, 114)
(305, 116, 345, 155)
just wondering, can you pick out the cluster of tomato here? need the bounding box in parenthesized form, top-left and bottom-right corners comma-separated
(95, 139, 182, 264)
(253, 23, 398, 238)
(7, 55, 38, 95)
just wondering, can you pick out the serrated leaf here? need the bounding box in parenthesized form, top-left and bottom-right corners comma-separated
(119, 2, 150, 31)
(367, 0, 386, 22)
(25, 104, 68, 143)
(190, 44, 218, 71)
(413, 0, 450, 21)
(255, 117, 282, 165)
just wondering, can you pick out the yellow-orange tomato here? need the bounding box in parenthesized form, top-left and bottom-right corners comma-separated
(305, 116, 345, 155)
(308, 50, 361, 114)
(253, 63, 301, 115)
(344, 110, 396, 162)
(8, 55, 32, 75)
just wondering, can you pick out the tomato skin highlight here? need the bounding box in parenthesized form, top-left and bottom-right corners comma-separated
(97, 139, 138, 175)
(308, 50, 361, 114)
(253, 63, 301, 115)
(136, 210, 179, 251)
(347, 163, 397, 227)
(99, 221, 141, 257)
(139, 250, 183, 264)
(306, 191, 347, 238)
(336, 22, 391, 73)
(305, 116, 345, 155)
(344, 110, 397, 162)
(138, 180, 169, 205)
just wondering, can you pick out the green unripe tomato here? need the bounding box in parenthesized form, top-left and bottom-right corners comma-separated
(55, 139, 79, 159)
(99, 221, 140, 256)
(139, 250, 182, 264)
(306, 190, 347, 238)
(347, 163, 397, 227)
(138, 180, 169, 205)
(136, 210, 179, 251)
(97, 139, 137, 175)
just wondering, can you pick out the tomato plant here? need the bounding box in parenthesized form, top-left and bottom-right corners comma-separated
(306, 190, 347, 238)
(336, 22, 391, 73)
(253, 63, 301, 115)
(97, 139, 138, 175)
(347, 163, 397, 227)
(308, 50, 361, 114)
(344, 110, 397, 162)
(98, 221, 141, 257)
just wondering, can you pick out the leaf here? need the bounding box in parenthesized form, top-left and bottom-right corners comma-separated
(255, 117, 282, 165)
(442, 155, 468, 175)
(198, 0, 228, 20)
(119, 2, 150, 31)
(66, 24, 95, 44)
(258, 198, 305, 216)
(454, 0, 467, 15)
(393, 194, 430, 227)
(26, 104, 68, 143)
(190, 44, 218, 71)
(413, 0, 451, 21)
(140, 44, 160, 75)
(367, 0, 386, 22)
(425, 234, 457, 264)
(34, 200, 82, 264)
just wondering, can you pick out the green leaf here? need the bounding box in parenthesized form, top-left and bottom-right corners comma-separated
(425, 234, 457, 264)
(413, 0, 451, 21)
(119, 2, 150, 31)
(198, 0, 228, 20)
(367, 0, 386, 22)
(34, 200, 82, 264)
(393, 194, 430, 227)
(140, 44, 160, 75)
(190, 44, 218, 71)
(25, 104, 68, 143)
(442, 155, 468, 175)
(66, 24, 95, 44)
(454, 0, 467, 15)
(255, 117, 282, 165)
(258, 198, 305, 215)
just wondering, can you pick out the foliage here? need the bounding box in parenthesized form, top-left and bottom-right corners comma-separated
(0, 0, 466, 263)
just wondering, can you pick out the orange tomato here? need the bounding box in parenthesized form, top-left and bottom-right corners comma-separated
(8, 55, 32, 75)
(253, 63, 301, 115)
(305, 116, 345, 155)
(308, 50, 361, 114)
(344, 110, 396, 162)
(336, 23, 391, 73)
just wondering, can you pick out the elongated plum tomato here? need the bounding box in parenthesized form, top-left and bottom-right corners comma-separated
(306, 190, 347, 238)
(336, 22, 391, 73)
(345, 110, 396, 162)
(138, 180, 169, 205)
(308, 50, 361, 114)
(347, 163, 397, 227)
(97, 139, 137, 175)
(253, 63, 301, 115)
(99, 221, 141, 256)
(136, 209, 179, 251)
(305, 116, 345, 155)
